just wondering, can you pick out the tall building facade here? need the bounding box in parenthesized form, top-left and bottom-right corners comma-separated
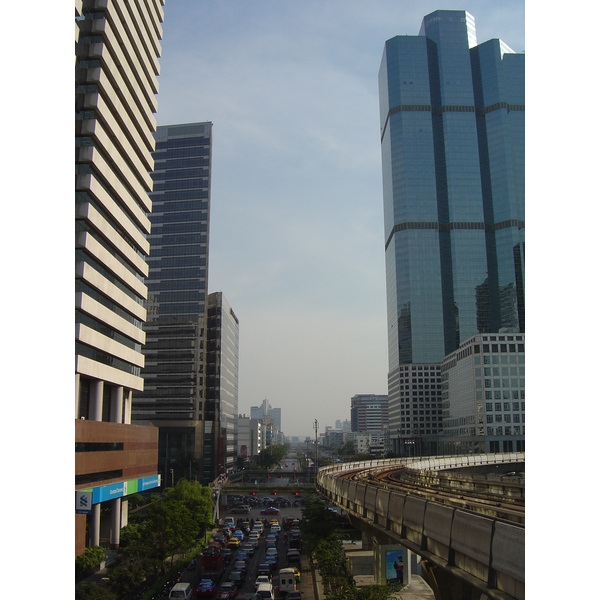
(75, 0, 165, 555)
(132, 122, 213, 483)
(350, 394, 389, 433)
(251, 399, 282, 434)
(440, 333, 525, 454)
(206, 292, 240, 479)
(378, 11, 524, 455)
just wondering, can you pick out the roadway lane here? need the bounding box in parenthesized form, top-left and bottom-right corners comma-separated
(225, 504, 302, 596)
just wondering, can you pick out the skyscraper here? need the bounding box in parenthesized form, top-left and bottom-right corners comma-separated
(378, 11, 524, 455)
(350, 394, 389, 433)
(133, 122, 213, 483)
(75, 0, 165, 554)
(206, 291, 240, 479)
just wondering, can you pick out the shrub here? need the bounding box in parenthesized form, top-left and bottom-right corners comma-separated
(75, 546, 106, 580)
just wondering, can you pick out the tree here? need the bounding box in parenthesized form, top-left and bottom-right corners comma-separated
(299, 497, 339, 556)
(75, 583, 116, 600)
(165, 478, 213, 540)
(75, 546, 106, 580)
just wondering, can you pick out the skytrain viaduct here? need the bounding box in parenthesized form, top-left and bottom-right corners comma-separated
(316, 453, 525, 600)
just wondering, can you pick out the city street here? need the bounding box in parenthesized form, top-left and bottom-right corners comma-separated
(178, 492, 308, 598)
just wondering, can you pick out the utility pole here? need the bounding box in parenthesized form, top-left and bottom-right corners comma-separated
(314, 419, 319, 486)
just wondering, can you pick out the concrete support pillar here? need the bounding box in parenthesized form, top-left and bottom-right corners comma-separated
(123, 389, 132, 424)
(111, 386, 124, 424)
(90, 503, 101, 547)
(361, 529, 373, 551)
(110, 498, 121, 549)
(90, 380, 103, 422)
(121, 499, 128, 529)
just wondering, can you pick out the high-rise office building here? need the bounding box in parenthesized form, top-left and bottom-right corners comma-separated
(350, 394, 389, 433)
(75, 0, 165, 555)
(251, 399, 282, 434)
(440, 333, 525, 454)
(205, 291, 240, 478)
(378, 11, 524, 455)
(132, 122, 213, 483)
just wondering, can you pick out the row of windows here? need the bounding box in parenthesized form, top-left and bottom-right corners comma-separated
(155, 137, 211, 150)
(486, 414, 524, 423)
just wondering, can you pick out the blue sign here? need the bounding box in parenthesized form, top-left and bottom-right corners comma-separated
(76, 491, 92, 514)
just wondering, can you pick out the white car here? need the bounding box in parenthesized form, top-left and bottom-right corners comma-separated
(255, 575, 271, 590)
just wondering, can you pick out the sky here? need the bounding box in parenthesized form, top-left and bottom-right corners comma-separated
(153, 1, 526, 438)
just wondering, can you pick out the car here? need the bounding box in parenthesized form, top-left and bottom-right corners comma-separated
(265, 557, 278, 572)
(228, 570, 245, 587)
(257, 563, 271, 578)
(266, 547, 278, 558)
(231, 504, 251, 514)
(234, 560, 248, 577)
(241, 542, 255, 556)
(269, 519, 279, 527)
(218, 582, 236, 599)
(260, 506, 280, 515)
(271, 524, 281, 534)
(227, 537, 241, 548)
(286, 592, 302, 600)
(255, 575, 272, 590)
(233, 529, 245, 540)
(196, 578, 217, 597)
(249, 533, 260, 548)
(236, 551, 250, 564)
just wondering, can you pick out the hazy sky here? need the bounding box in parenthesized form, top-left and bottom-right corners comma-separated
(154, 1, 525, 438)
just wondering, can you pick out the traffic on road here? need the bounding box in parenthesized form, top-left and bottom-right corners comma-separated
(174, 455, 309, 599)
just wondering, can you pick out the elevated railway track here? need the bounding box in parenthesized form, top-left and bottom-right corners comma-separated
(317, 453, 525, 600)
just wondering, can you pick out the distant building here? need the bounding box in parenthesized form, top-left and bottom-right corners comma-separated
(335, 419, 352, 432)
(251, 399, 282, 434)
(440, 333, 525, 454)
(379, 10, 524, 455)
(237, 415, 263, 458)
(206, 292, 240, 478)
(350, 394, 389, 433)
(75, 0, 164, 556)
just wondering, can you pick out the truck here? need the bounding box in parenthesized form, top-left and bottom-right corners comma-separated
(198, 546, 225, 584)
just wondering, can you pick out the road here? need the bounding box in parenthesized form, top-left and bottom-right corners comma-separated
(180, 496, 306, 598)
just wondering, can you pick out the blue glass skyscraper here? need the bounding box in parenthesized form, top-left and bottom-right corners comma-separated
(379, 11, 524, 455)
(133, 122, 213, 482)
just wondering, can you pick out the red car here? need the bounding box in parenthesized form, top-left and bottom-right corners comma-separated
(260, 506, 280, 515)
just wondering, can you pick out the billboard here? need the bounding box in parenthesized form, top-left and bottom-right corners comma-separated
(385, 548, 404, 584)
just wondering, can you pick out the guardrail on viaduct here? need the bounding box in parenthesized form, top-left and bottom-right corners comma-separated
(316, 454, 524, 600)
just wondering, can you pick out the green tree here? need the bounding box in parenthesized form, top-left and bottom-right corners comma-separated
(144, 498, 195, 567)
(165, 478, 213, 541)
(109, 557, 149, 600)
(75, 546, 106, 580)
(299, 497, 340, 557)
(313, 536, 354, 597)
(75, 583, 116, 600)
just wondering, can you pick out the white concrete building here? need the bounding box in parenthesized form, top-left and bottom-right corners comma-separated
(440, 333, 525, 454)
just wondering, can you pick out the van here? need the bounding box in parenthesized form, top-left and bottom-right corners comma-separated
(256, 582, 275, 599)
(169, 582, 193, 600)
(286, 549, 301, 567)
(278, 567, 297, 595)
